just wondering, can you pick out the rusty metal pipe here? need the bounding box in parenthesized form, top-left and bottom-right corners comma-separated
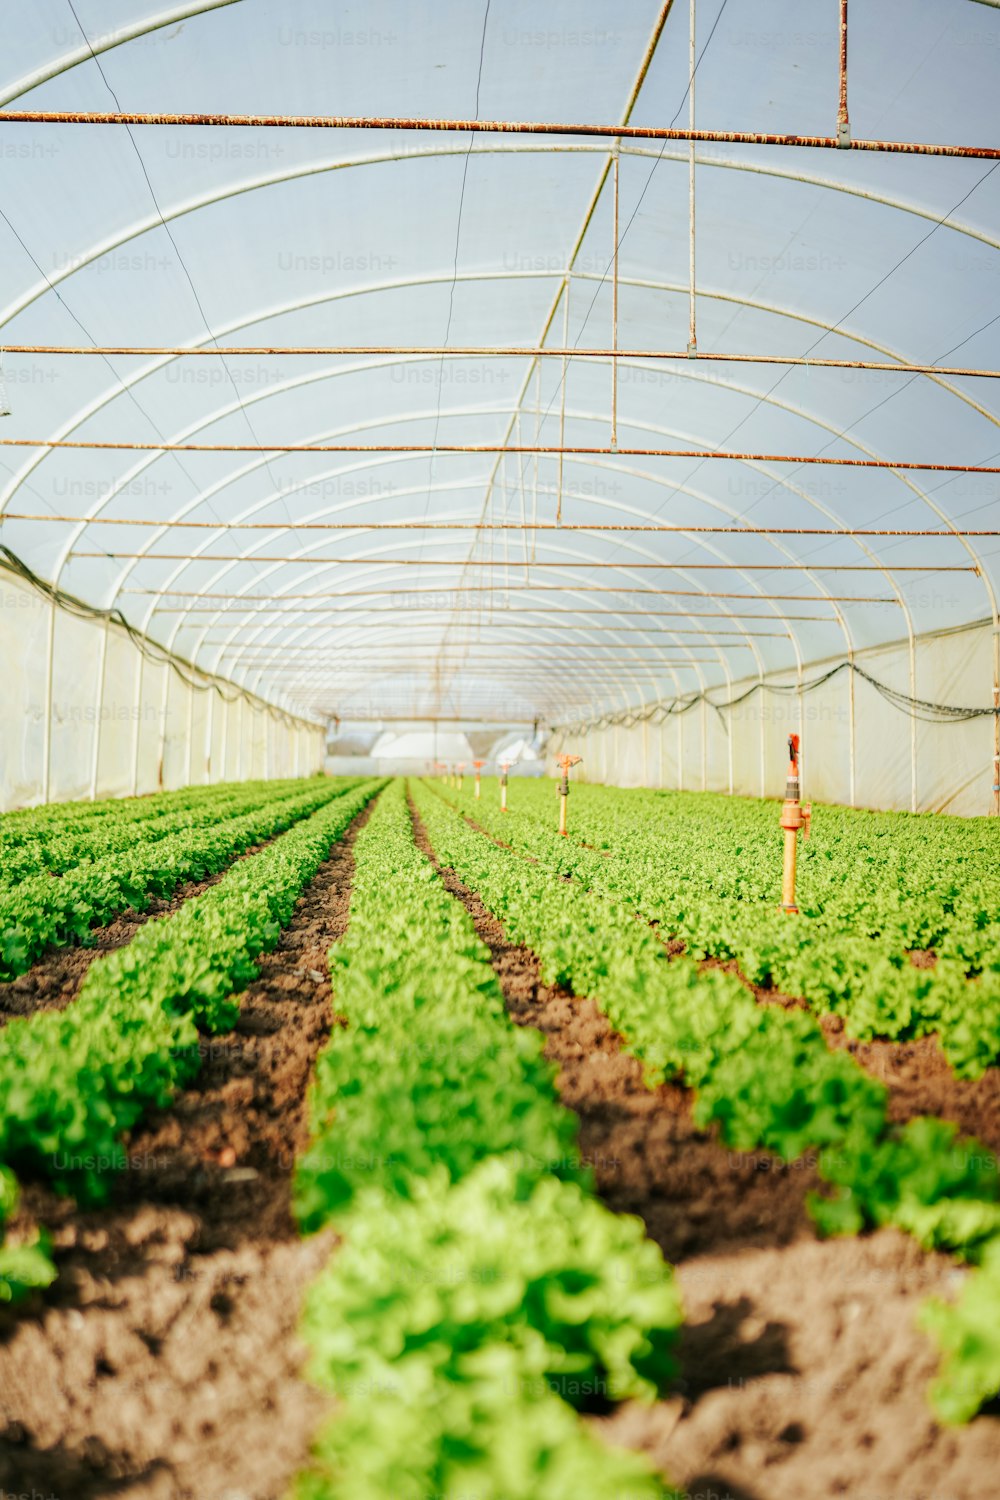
(71, 552, 976, 571)
(5, 346, 1000, 379)
(779, 734, 812, 913)
(34, 515, 989, 537)
(555, 753, 583, 836)
(125, 584, 894, 603)
(3, 110, 997, 160)
(5, 437, 999, 472)
(837, 0, 851, 147)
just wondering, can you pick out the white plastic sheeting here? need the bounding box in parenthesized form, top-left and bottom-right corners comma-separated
(550, 619, 996, 816)
(0, 569, 323, 809)
(0, 1, 998, 809)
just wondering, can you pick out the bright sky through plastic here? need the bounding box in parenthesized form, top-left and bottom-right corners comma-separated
(0, 0, 998, 726)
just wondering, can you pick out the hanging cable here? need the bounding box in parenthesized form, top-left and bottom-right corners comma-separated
(0, 543, 315, 729)
(552, 659, 1000, 735)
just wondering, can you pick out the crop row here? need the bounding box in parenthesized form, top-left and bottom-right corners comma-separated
(450, 778, 1000, 1078)
(0, 773, 297, 843)
(0, 778, 382, 1297)
(0, 776, 316, 885)
(415, 779, 1000, 1423)
(0, 777, 362, 980)
(292, 781, 679, 1499)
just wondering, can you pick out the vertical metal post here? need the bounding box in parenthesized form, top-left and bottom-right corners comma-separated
(236, 695, 245, 781)
(687, 0, 698, 353)
(184, 679, 195, 787)
(909, 634, 918, 812)
(557, 281, 569, 524)
(610, 147, 620, 449)
(758, 677, 766, 799)
(89, 617, 110, 801)
(530, 363, 540, 570)
(676, 707, 683, 792)
(41, 598, 57, 805)
(837, 0, 851, 147)
(700, 694, 708, 791)
(204, 688, 214, 783)
(642, 716, 649, 786)
(994, 629, 1000, 814)
(847, 653, 857, 806)
(156, 659, 171, 788)
(220, 691, 230, 782)
(130, 650, 145, 798)
(796, 664, 805, 802)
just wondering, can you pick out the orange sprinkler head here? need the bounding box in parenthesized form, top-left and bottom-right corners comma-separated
(787, 733, 800, 773)
(473, 760, 485, 771)
(556, 754, 582, 773)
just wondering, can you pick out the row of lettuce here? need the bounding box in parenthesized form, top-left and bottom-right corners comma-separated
(0, 777, 357, 980)
(449, 777, 1000, 1079)
(0, 777, 381, 1301)
(416, 778, 1000, 1424)
(290, 779, 680, 1499)
(0, 775, 316, 887)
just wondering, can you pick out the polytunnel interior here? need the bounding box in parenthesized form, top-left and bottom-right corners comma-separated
(0, 0, 999, 813)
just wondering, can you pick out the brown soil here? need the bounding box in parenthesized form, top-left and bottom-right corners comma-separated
(411, 795, 1000, 1500)
(821, 1016, 1000, 1156)
(0, 802, 374, 1500)
(596, 1230, 1000, 1500)
(707, 959, 1000, 1157)
(0, 838, 275, 1028)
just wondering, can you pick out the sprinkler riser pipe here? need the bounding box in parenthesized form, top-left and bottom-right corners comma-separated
(778, 733, 810, 913)
(554, 755, 581, 837)
(781, 816, 799, 913)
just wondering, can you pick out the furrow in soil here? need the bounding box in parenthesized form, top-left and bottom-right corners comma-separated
(0, 799, 377, 1500)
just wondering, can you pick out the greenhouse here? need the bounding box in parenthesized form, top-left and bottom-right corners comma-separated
(0, 3, 999, 1498)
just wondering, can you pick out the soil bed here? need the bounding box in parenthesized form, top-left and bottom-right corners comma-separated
(411, 793, 1000, 1500)
(0, 802, 374, 1500)
(820, 1017, 1000, 1156)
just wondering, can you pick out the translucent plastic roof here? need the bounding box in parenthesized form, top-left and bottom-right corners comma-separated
(1, 0, 999, 727)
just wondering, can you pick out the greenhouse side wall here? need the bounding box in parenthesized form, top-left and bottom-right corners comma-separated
(548, 620, 997, 818)
(0, 573, 324, 811)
